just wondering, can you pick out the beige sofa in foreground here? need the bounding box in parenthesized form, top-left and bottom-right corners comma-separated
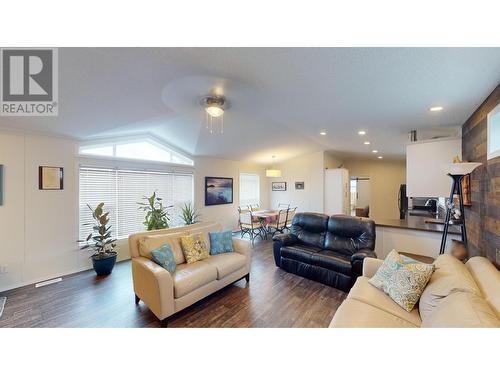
(129, 222, 251, 326)
(330, 254, 500, 328)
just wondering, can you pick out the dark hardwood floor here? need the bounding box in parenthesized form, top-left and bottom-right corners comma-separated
(0, 238, 346, 328)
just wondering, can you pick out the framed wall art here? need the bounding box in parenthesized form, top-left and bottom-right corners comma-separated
(39, 166, 64, 190)
(272, 181, 287, 191)
(205, 177, 233, 206)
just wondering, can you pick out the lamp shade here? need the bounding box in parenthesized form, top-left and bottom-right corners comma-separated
(266, 169, 282, 177)
(442, 162, 482, 175)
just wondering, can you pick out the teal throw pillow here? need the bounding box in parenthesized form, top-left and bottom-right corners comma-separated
(209, 230, 234, 255)
(151, 244, 176, 273)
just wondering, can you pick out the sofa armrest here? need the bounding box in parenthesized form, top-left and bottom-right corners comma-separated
(232, 237, 251, 274)
(131, 257, 174, 320)
(272, 233, 298, 267)
(272, 233, 298, 246)
(351, 249, 377, 279)
(362, 257, 384, 278)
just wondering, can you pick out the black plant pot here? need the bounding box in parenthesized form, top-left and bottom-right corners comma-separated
(92, 252, 117, 276)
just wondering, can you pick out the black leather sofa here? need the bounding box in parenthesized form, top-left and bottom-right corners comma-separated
(273, 212, 376, 292)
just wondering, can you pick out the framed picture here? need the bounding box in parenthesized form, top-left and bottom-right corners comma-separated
(272, 181, 287, 191)
(205, 177, 233, 206)
(39, 166, 64, 190)
(295, 181, 304, 190)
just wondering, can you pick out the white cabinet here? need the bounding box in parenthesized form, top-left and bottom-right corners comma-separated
(406, 138, 461, 197)
(324, 168, 350, 215)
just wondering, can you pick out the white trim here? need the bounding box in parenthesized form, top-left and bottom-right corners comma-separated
(487, 102, 500, 160)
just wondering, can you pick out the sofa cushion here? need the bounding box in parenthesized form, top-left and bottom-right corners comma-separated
(348, 277, 422, 327)
(419, 254, 481, 321)
(172, 261, 218, 298)
(139, 232, 185, 264)
(280, 244, 322, 264)
(329, 298, 419, 328)
(209, 230, 234, 255)
(180, 233, 210, 264)
(311, 250, 351, 275)
(369, 250, 434, 312)
(202, 253, 246, 279)
(290, 212, 329, 248)
(421, 291, 500, 328)
(324, 215, 376, 256)
(465, 257, 500, 318)
(150, 244, 177, 273)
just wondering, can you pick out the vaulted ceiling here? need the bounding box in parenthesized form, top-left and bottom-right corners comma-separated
(2, 48, 500, 163)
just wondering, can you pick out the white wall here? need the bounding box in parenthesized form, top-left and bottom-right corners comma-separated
(269, 151, 325, 213)
(0, 129, 268, 292)
(194, 157, 269, 231)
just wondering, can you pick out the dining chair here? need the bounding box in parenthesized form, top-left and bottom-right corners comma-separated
(268, 208, 288, 235)
(285, 207, 297, 231)
(277, 203, 290, 210)
(238, 206, 265, 246)
(249, 204, 260, 211)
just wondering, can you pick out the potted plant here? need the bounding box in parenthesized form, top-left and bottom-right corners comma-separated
(80, 202, 117, 276)
(180, 202, 201, 225)
(138, 191, 172, 230)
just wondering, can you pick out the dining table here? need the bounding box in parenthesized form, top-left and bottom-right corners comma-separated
(251, 209, 279, 238)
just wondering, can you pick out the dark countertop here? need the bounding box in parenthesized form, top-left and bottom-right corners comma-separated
(374, 215, 461, 235)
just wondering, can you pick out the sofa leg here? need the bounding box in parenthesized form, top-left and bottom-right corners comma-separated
(135, 294, 140, 305)
(245, 273, 250, 283)
(160, 318, 169, 328)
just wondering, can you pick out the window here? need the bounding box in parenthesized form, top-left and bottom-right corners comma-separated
(79, 138, 194, 166)
(487, 102, 500, 160)
(79, 166, 194, 240)
(239, 173, 260, 207)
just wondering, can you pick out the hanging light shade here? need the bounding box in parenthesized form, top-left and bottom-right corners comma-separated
(266, 169, 282, 177)
(266, 155, 281, 177)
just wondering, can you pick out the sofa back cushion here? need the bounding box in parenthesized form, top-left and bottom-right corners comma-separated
(324, 215, 376, 256)
(291, 212, 329, 249)
(137, 222, 222, 264)
(419, 254, 480, 321)
(421, 291, 500, 328)
(466, 257, 500, 318)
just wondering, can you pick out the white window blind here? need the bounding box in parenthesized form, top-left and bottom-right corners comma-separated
(239, 173, 260, 207)
(79, 166, 193, 241)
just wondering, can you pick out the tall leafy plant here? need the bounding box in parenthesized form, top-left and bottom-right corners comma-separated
(138, 191, 172, 230)
(180, 202, 201, 225)
(80, 202, 117, 259)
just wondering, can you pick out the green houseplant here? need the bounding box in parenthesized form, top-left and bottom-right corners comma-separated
(138, 191, 172, 230)
(180, 202, 201, 225)
(80, 202, 117, 276)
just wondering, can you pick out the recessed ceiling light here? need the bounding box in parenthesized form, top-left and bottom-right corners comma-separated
(429, 106, 443, 112)
(378, 156, 383, 159)
(358, 130, 366, 135)
(320, 131, 326, 135)
(364, 141, 370, 145)
(372, 150, 378, 153)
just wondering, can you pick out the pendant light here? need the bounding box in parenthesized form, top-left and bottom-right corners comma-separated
(201, 95, 226, 135)
(266, 155, 282, 177)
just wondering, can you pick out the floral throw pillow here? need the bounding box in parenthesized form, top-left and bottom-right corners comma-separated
(151, 244, 177, 273)
(369, 250, 435, 312)
(180, 234, 210, 263)
(209, 230, 234, 255)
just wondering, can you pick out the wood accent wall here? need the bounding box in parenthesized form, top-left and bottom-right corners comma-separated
(462, 83, 500, 265)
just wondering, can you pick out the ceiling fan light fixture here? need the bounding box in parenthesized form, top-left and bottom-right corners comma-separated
(205, 105, 224, 117)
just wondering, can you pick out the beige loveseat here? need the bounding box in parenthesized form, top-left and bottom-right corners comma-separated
(330, 254, 500, 328)
(129, 222, 251, 325)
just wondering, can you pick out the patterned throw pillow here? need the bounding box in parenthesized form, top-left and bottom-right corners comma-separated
(369, 250, 435, 312)
(180, 234, 210, 263)
(209, 230, 234, 255)
(151, 244, 177, 273)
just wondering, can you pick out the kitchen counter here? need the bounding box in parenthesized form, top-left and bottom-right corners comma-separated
(374, 215, 461, 235)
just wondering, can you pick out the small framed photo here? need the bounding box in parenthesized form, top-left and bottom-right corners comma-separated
(39, 166, 64, 190)
(295, 181, 305, 190)
(272, 182, 287, 191)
